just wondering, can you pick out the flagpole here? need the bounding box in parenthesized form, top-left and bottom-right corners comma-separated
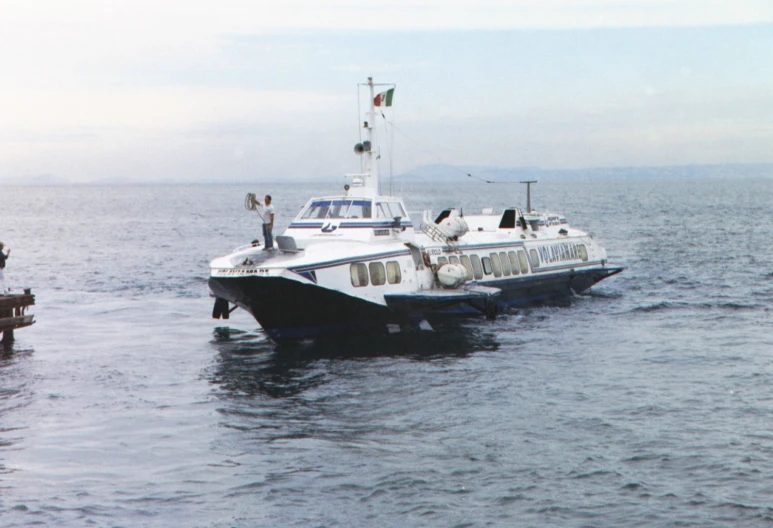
(366, 77, 379, 195)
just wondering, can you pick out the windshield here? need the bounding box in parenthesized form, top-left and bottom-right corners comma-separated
(300, 199, 372, 219)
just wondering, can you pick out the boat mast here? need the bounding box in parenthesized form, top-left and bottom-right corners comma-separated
(520, 180, 537, 212)
(364, 77, 380, 195)
(351, 78, 391, 197)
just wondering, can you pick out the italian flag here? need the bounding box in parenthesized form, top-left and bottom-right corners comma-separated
(374, 88, 395, 107)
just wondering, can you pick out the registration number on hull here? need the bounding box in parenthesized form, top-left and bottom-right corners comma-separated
(212, 268, 270, 277)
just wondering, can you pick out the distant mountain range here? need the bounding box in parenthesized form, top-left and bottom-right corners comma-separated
(3, 173, 70, 185)
(395, 163, 773, 183)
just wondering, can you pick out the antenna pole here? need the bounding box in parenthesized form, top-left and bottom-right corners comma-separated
(520, 180, 537, 212)
(366, 77, 379, 194)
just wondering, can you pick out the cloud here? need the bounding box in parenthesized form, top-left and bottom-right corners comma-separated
(3, 2, 772, 56)
(0, 87, 347, 133)
(0, 1, 771, 182)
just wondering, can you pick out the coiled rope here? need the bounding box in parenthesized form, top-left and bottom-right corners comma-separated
(244, 193, 259, 211)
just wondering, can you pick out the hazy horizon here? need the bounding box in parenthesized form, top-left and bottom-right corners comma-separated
(2, 1, 772, 184)
(3, 161, 771, 187)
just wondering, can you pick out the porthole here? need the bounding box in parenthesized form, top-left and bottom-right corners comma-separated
(482, 256, 493, 275)
(489, 253, 502, 277)
(508, 251, 520, 275)
(517, 250, 529, 273)
(350, 263, 369, 287)
(529, 249, 540, 268)
(499, 252, 511, 276)
(460, 255, 473, 279)
(470, 255, 483, 279)
(369, 262, 386, 286)
(386, 261, 401, 284)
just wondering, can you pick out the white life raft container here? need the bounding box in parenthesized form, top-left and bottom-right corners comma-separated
(436, 263, 468, 289)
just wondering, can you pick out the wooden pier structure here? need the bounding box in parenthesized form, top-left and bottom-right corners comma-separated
(0, 289, 35, 346)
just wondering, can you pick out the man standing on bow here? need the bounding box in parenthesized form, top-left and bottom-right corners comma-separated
(256, 195, 275, 250)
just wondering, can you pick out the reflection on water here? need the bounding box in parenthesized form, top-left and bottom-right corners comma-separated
(206, 323, 505, 459)
(207, 323, 500, 400)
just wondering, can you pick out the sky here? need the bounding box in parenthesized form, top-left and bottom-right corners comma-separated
(1, 0, 772, 183)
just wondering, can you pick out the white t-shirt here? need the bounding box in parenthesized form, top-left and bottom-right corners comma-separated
(259, 204, 275, 223)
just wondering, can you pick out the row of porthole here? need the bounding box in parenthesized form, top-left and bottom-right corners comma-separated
(438, 245, 585, 280)
(438, 250, 531, 280)
(350, 244, 589, 287)
(350, 260, 402, 287)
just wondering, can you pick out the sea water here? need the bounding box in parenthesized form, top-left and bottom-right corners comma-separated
(1, 177, 773, 527)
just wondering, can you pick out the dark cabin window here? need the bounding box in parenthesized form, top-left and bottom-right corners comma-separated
(482, 257, 493, 275)
(434, 209, 452, 224)
(499, 209, 516, 229)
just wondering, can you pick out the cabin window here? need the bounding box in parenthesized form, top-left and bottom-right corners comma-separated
(470, 255, 483, 279)
(460, 255, 473, 279)
(489, 253, 502, 277)
(482, 257, 493, 275)
(517, 250, 530, 273)
(449, 256, 460, 265)
(499, 252, 511, 276)
(529, 249, 540, 268)
(347, 200, 372, 219)
(508, 251, 520, 275)
(301, 200, 331, 219)
(386, 261, 402, 284)
(376, 202, 405, 219)
(499, 209, 517, 229)
(328, 200, 352, 218)
(350, 263, 369, 287)
(437, 256, 448, 266)
(369, 262, 386, 286)
(434, 210, 451, 224)
(299, 199, 372, 219)
(578, 244, 588, 262)
(387, 202, 405, 218)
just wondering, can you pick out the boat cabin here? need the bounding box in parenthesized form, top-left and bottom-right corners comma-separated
(283, 195, 415, 248)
